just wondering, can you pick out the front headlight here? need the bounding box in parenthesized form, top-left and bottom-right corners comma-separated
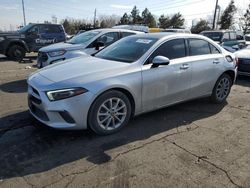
(0, 37, 5, 42)
(48, 50, 66, 57)
(46, 88, 88, 101)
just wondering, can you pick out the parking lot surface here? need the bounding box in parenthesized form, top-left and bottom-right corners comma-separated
(0, 56, 250, 188)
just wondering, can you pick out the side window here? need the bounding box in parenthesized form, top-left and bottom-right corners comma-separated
(189, 39, 211, 56)
(48, 25, 61, 33)
(209, 44, 220, 54)
(29, 26, 39, 34)
(223, 32, 230, 41)
(149, 39, 186, 61)
(121, 32, 136, 38)
(230, 32, 236, 40)
(39, 25, 48, 33)
(97, 32, 119, 46)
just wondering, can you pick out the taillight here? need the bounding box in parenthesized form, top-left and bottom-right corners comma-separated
(235, 57, 239, 67)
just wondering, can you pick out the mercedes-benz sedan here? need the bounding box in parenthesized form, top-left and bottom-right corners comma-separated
(28, 33, 237, 135)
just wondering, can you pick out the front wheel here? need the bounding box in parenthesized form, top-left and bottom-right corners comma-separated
(88, 90, 132, 135)
(8, 45, 26, 61)
(210, 74, 232, 103)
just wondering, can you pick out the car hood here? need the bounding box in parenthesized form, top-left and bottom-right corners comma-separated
(0, 32, 23, 39)
(234, 48, 250, 59)
(37, 55, 130, 86)
(39, 42, 86, 52)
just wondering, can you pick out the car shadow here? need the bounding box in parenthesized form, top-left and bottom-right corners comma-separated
(0, 98, 226, 179)
(0, 55, 37, 63)
(0, 79, 27, 93)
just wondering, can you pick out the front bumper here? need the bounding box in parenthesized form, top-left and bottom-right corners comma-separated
(28, 83, 95, 130)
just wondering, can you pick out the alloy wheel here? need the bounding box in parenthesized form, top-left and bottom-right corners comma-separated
(97, 97, 127, 131)
(216, 77, 230, 101)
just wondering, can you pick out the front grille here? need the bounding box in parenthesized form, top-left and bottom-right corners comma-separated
(32, 87, 40, 96)
(28, 97, 49, 121)
(29, 95, 41, 104)
(38, 52, 48, 62)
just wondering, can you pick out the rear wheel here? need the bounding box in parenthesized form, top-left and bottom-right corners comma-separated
(88, 90, 132, 135)
(8, 45, 26, 61)
(211, 74, 232, 103)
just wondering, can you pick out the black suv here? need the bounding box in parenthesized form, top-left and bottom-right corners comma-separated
(0, 23, 66, 61)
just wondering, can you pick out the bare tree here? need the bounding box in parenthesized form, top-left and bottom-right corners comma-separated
(99, 15, 120, 28)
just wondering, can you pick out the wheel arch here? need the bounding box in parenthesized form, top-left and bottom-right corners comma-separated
(6, 40, 29, 55)
(87, 87, 136, 128)
(222, 70, 236, 83)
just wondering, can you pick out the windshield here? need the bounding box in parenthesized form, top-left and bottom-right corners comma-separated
(95, 36, 158, 63)
(245, 35, 250, 41)
(18, 24, 34, 33)
(67, 30, 100, 44)
(201, 32, 223, 42)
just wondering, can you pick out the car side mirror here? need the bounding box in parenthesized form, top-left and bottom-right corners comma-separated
(151, 56, 170, 68)
(95, 41, 105, 50)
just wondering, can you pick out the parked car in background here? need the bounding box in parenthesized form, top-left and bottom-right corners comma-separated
(112, 25, 149, 33)
(234, 45, 250, 76)
(245, 34, 250, 46)
(76, 30, 86, 35)
(0, 23, 66, 61)
(28, 33, 237, 135)
(149, 28, 163, 33)
(162, 28, 191, 33)
(200, 30, 245, 52)
(37, 28, 143, 68)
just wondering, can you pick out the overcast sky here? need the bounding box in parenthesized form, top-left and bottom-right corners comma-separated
(0, 0, 249, 30)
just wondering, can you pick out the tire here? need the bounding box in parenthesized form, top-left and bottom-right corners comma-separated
(8, 45, 26, 61)
(88, 90, 132, 135)
(210, 73, 232, 103)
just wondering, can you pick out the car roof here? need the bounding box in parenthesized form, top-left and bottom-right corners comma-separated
(91, 28, 144, 34)
(201, 30, 235, 33)
(130, 32, 206, 40)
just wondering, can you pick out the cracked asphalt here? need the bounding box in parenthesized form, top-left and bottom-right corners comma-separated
(0, 55, 250, 188)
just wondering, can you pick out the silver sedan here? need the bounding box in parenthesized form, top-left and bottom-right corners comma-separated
(28, 33, 237, 135)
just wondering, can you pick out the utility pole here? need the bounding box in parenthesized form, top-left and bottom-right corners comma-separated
(22, 0, 26, 26)
(93, 8, 97, 28)
(212, 0, 219, 30)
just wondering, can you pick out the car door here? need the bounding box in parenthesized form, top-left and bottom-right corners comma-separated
(37, 25, 60, 49)
(84, 32, 119, 55)
(187, 38, 225, 99)
(25, 25, 40, 51)
(141, 38, 192, 112)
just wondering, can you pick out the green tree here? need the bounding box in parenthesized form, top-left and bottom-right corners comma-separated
(242, 3, 250, 34)
(219, 0, 237, 29)
(141, 8, 156, 27)
(170, 13, 185, 28)
(158, 15, 171, 28)
(120, 13, 130, 24)
(131, 6, 141, 24)
(191, 19, 211, 34)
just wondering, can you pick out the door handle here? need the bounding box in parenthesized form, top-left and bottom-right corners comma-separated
(213, 59, 220, 64)
(180, 64, 189, 70)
